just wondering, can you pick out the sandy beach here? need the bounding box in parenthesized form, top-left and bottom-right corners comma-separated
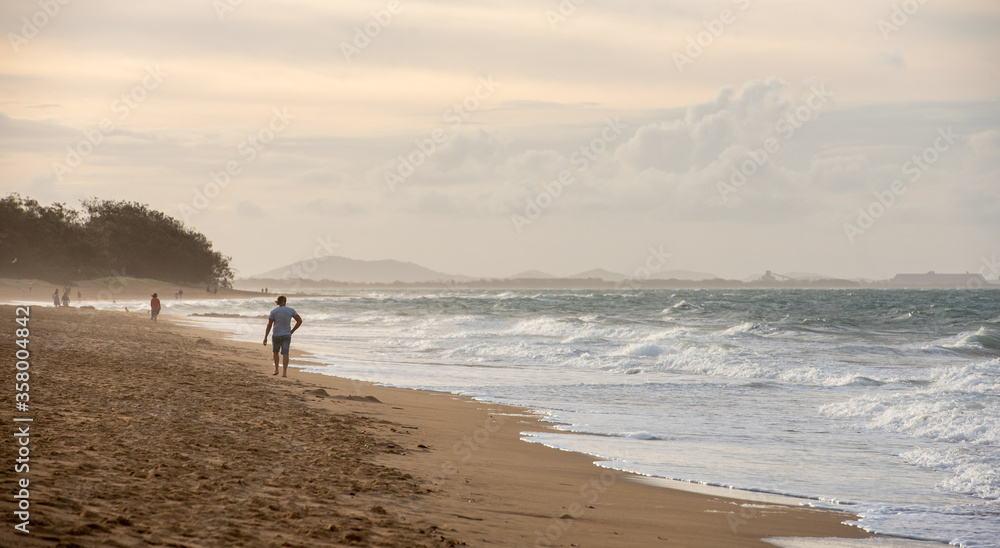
(0, 277, 268, 305)
(1, 304, 876, 547)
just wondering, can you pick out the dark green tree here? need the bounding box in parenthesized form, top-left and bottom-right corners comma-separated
(0, 194, 233, 286)
(83, 199, 234, 285)
(0, 194, 99, 282)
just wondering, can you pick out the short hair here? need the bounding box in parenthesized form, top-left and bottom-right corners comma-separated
(275, 295, 287, 305)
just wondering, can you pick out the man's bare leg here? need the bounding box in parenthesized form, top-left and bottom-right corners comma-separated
(282, 353, 290, 377)
(272, 351, 280, 375)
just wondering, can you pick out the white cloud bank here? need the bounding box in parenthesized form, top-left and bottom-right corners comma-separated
(1, 0, 998, 279)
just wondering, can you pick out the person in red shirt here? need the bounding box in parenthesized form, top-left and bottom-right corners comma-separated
(150, 293, 161, 322)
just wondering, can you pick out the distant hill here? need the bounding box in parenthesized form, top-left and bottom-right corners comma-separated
(649, 269, 718, 281)
(741, 271, 836, 282)
(510, 270, 555, 279)
(239, 257, 982, 291)
(569, 268, 625, 282)
(785, 271, 835, 281)
(250, 256, 467, 284)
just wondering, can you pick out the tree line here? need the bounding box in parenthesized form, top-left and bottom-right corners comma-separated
(0, 194, 234, 286)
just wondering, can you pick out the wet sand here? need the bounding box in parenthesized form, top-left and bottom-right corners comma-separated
(0, 305, 875, 547)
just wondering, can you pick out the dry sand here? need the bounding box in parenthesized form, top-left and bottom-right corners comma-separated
(1, 305, 877, 547)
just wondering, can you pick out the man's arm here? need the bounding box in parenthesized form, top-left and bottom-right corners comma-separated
(263, 318, 274, 345)
(291, 314, 303, 335)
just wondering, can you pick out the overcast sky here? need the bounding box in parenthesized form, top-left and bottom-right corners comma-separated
(2, 0, 998, 280)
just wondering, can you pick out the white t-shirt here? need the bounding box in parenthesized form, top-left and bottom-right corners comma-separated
(268, 305, 298, 337)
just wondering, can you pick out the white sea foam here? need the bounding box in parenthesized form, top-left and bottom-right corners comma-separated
(821, 384, 1000, 446)
(617, 431, 661, 440)
(723, 321, 770, 336)
(902, 447, 1000, 500)
(614, 342, 667, 357)
(926, 326, 1000, 355)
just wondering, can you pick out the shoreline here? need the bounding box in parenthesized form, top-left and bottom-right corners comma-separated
(248, 335, 946, 548)
(182, 313, 887, 547)
(0, 280, 341, 307)
(2, 305, 892, 547)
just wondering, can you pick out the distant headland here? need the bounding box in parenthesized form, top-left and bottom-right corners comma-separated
(238, 257, 998, 291)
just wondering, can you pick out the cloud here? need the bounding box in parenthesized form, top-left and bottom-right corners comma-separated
(2, 0, 998, 278)
(235, 200, 266, 218)
(877, 50, 906, 68)
(967, 129, 1000, 163)
(0, 113, 70, 145)
(615, 119, 694, 173)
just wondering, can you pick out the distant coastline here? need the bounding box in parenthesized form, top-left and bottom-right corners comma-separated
(235, 274, 999, 292)
(3, 274, 995, 304)
(241, 255, 999, 292)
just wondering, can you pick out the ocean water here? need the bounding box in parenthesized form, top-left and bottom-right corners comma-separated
(116, 289, 998, 546)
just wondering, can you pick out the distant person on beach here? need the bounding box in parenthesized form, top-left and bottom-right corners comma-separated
(52, 290, 60, 307)
(61, 289, 69, 307)
(150, 293, 161, 322)
(263, 295, 303, 377)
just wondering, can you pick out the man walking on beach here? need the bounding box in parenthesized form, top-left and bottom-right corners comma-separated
(263, 295, 303, 377)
